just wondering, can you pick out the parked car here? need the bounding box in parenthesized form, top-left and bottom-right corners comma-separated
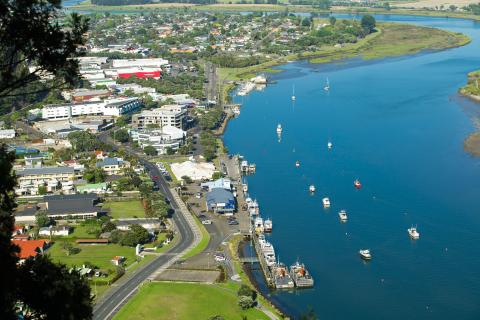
(195, 192, 202, 199)
(228, 220, 239, 225)
(214, 253, 226, 262)
(202, 220, 212, 225)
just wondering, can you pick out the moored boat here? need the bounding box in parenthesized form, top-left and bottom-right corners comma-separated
(408, 226, 420, 239)
(327, 141, 333, 149)
(290, 261, 314, 288)
(295, 160, 300, 168)
(359, 249, 372, 260)
(309, 185, 316, 193)
(322, 197, 331, 208)
(276, 124, 282, 134)
(354, 179, 362, 189)
(274, 262, 295, 289)
(264, 219, 272, 232)
(339, 210, 348, 222)
(254, 217, 264, 233)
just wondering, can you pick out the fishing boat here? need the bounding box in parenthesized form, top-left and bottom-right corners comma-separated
(254, 217, 264, 233)
(274, 262, 295, 289)
(242, 183, 248, 193)
(264, 219, 273, 232)
(290, 261, 314, 288)
(354, 179, 362, 189)
(322, 197, 331, 208)
(359, 249, 372, 260)
(339, 210, 348, 222)
(408, 226, 420, 239)
(291, 85, 296, 101)
(295, 160, 300, 168)
(327, 141, 333, 150)
(276, 124, 282, 134)
(309, 185, 316, 193)
(324, 77, 330, 91)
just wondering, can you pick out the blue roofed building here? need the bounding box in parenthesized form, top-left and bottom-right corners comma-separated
(206, 188, 235, 214)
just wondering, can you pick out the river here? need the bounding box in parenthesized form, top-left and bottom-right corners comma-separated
(225, 14, 480, 320)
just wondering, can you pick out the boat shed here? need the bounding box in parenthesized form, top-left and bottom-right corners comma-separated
(201, 178, 232, 191)
(206, 188, 235, 214)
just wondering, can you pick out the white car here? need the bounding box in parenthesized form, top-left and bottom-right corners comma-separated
(214, 254, 226, 262)
(202, 220, 212, 225)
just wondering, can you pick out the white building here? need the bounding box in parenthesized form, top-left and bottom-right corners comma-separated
(39, 225, 72, 237)
(111, 58, 169, 68)
(131, 105, 187, 129)
(0, 129, 15, 139)
(130, 126, 186, 154)
(41, 98, 142, 120)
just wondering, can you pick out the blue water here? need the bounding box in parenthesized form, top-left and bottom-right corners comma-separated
(225, 15, 480, 319)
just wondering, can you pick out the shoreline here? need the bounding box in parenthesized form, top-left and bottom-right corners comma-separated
(217, 20, 472, 317)
(459, 70, 480, 157)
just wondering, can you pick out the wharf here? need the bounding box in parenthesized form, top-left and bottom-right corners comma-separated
(251, 234, 275, 288)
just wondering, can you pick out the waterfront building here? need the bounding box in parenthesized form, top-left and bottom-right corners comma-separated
(201, 178, 232, 191)
(206, 188, 236, 214)
(41, 97, 141, 120)
(111, 58, 169, 68)
(130, 126, 186, 155)
(131, 105, 187, 129)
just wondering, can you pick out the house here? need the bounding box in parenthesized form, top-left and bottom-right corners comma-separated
(96, 157, 129, 175)
(201, 178, 232, 191)
(206, 188, 235, 215)
(94, 150, 108, 160)
(111, 256, 125, 266)
(129, 126, 186, 155)
(38, 225, 72, 237)
(13, 225, 26, 235)
(0, 129, 16, 139)
(12, 239, 49, 262)
(14, 194, 102, 223)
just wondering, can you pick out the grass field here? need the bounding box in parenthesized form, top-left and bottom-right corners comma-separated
(48, 242, 138, 271)
(113, 282, 270, 320)
(103, 200, 145, 219)
(182, 214, 210, 259)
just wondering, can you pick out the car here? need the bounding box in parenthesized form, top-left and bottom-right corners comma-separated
(228, 220, 239, 225)
(195, 192, 202, 199)
(201, 220, 212, 225)
(214, 253, 226, 262)
(152, 175, 159, 180)
(198, 214, 206, 219)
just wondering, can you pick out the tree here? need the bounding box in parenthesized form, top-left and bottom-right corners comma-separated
(237, 284, 257, 301)
(102, 221, 117, 232)
(35, 211, 50, 228)
(300, 306, 318, 320)
(181, 175, 193, 184)
(17, 255, 92, 319)
(238, 296, 255, 310)
(361, 15, 376, 34)
(112, 129, 130, 143)
(84, 167, 106, 183)
(0, 144, 19, 319)
(212, 171, 224, 180)
(0, 3, 89, 99)
(37, 185, 47, 195)
(329, 16, 337, 26)
(165, 147, 175, 155)
(144, 146, 157, 156)
(0, 144, 93, 319)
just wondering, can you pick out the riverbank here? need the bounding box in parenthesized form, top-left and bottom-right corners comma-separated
(217, 22, 469, 104)
(460, 69, 480, 157)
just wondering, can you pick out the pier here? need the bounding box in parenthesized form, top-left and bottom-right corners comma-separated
(251, 233, 275, 288)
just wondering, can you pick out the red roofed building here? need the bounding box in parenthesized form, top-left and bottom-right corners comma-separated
(116, 67, 161, 79)
(12, 239, 49, 261)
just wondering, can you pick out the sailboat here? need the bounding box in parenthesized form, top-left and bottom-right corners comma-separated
(291, 85, 296, 101)
(324, 78, 330, 91)
(327, 141, 333, 150)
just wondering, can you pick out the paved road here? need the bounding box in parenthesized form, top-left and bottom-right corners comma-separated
(204, 62, 217, 102)
(93, 133, 197, 320)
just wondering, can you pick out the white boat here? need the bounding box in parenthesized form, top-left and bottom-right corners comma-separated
(237, 82, 255, 96)
(274, 263, 295, 289)
(324, 77, 330, 91)
(322, 197, 330, 208)
(290, 261, 314, 288)
(295, 160, 300, 168)
(309, 185, 316, 193)
(338, 210, 347, 221)
(242, 184, 248, 193)
(408, 226, 420, 239)
(264, 219, 272, 232)
(327, 141, 333, 150)
(359, 249, 372, 260)
(291, 85, 296, 101)
(276, 124, 282, 134)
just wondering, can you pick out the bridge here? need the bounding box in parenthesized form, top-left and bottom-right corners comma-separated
(239, 257, 260, 263)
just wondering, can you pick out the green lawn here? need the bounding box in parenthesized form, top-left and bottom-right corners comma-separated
(113, 282, 270, 320)
(182, 215, 210, 259)
(103, 200, 145, 219)
(48, 242, 138, 271)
